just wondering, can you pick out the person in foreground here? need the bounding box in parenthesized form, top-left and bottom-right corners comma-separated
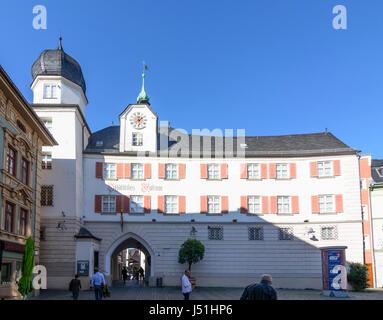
(90, 267, 106, 300)
(181, 270, 192, 300)
(242, 274, 277, 300)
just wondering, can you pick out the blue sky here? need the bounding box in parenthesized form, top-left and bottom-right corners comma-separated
(0, 0, 382, 157)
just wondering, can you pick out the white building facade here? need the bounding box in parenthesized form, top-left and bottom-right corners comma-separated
(29, 40, 373, 290)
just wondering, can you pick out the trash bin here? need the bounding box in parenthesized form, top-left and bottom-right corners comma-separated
(156, 277, 163, 288)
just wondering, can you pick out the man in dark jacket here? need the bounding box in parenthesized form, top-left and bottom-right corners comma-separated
(69, 274, 82, 300)
(248, 274, 277, 300)
(240, 282, 257, 300)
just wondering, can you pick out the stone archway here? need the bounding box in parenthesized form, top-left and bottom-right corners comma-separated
(104, 233, 155, 282)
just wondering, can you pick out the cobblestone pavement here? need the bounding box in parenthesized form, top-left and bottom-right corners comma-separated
(30, 281, 383, 300)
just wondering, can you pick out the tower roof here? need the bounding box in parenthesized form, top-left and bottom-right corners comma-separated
(31, 37, 86, 93)
(137, 63, 150, 104)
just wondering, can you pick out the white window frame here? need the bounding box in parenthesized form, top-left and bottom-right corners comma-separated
(130, 195, 144, 214)
(131, 163, 144, 179)
(318, 161, 333, 177)
(103, 163, 116, 179)
(207, 196, 221, 214)
(165, 164, 178, 180)
(248, 196, 262, 214)
(247, 163, 260, 179)
(42, 152, 52, 169)
(165, 195, 179, 214)
(319, 195, 335, 214)
(277, 196, 290, 214)
(207, 164, 220, 180)
(132, 132, 143, 146)
(102, 195, 116, 213)
(43, 84, 58, 99)
(276, 163, 289, 179)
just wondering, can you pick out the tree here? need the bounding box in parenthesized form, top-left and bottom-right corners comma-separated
(178, 239, 205, 272)
(347, 262, 369, 291)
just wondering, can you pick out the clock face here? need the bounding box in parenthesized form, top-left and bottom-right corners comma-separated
(129, 112, 147, 129)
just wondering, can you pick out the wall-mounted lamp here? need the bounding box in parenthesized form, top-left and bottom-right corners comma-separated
(152, 219, 156, 222)
(233, 219, 237, 223)
(190, 226, 197, 237)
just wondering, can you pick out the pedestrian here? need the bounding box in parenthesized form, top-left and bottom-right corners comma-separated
(245, 274, 277, 300)
(139, 266, 144, 281)
(122, 266, 128, 286)
(68, 274, 82, 300)
(90, 267, 106, 300)
(181, 270, 192, 300)
(239, 282, 257, 300)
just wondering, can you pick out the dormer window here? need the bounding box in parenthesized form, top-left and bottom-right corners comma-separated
(377, 167, 383, 178)
(43, 84, 58, 99)
(132, 133, 143, 146)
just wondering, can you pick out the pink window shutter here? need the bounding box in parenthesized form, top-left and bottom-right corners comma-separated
(270, 196, 277, 214)
(292, 196, 299, 214)
(178, 164, 186, 179)
(333, 160, 341, 176)
(310, 162, 318, 178)
(200, 164, 207, 179)
(311, 196, 319, 214)
(221, 164, 228, 179)
(262, 196, 269, 214)
(221, 196, 228, 213)
(124, 163, 131, 178)
(144, 164, 151, 179)
(290, 163, 297, 179)
(335, 194, 344, 213)
(200, 196, 207, 213)
(269, 163, 276, 179)
(240, 164, 247, 179)
(179, 196, 186, 214)
(144, 196, 151, 213)
(261, 164, 267, 179)
(240, 196, 248, 213)
(116, 195, 123, 213)
(158, 196, 165, 213)
(123, 196, 130, 213)
(117, 163, 124, 179)
(158, 163, 165, 179)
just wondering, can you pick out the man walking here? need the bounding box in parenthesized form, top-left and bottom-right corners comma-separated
(90, 267, 106, 300)
(69, 274, 82, 300)
(122, 266, 128, 286)
(181, 270, 192, 300)
(246, 274, 277, 300)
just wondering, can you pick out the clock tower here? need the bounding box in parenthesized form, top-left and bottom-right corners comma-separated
(119, 71, 158, 153)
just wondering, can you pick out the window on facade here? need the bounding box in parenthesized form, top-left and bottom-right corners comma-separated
(248, 196, 262, 214)
(4, 202, 15, 233)
(6, 146, 17, 176)
(321, 226, 338, 240)
(165, 195, 178, 214)
(248, 227, 264, 240)
(279, 227, 294, 240)
(208, 226, 223, 240)
(247, 164, 260, 179)
(102, 195, 116, 213)
(1, 263, 12, 284)
(19, 208, 28, 236)
(132, 133, 143, 146)
(277, 196, 290, 214)
(131, 164, 144, 179)
(42, 152, 52, 169)
(319, 195, 335, 213)
(41, 186, 53, 206)
(165, 164, 178, 180)
(207, 164, 220, 180)
(276, 164, 289, 179)
(103, 163, 116, 179)
(364, 235, 371, 251)
(130, 195, 144, 213)
(21, 158, 29, 185)
(43, 84, 58, 99)
(207, 196, 221, 214)
(318, 161, 332, 177)
(42, 118, 53, 132)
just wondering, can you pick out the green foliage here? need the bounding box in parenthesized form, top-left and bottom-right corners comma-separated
(347, 262, 369, 291)
(178, 239, 205, 271)
(18, 238, 35, 298)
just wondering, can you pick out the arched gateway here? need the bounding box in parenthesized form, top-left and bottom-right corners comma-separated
(105, 233, 155, 284)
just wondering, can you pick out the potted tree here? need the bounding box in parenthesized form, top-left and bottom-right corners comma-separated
(178, 239, 205, 289)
